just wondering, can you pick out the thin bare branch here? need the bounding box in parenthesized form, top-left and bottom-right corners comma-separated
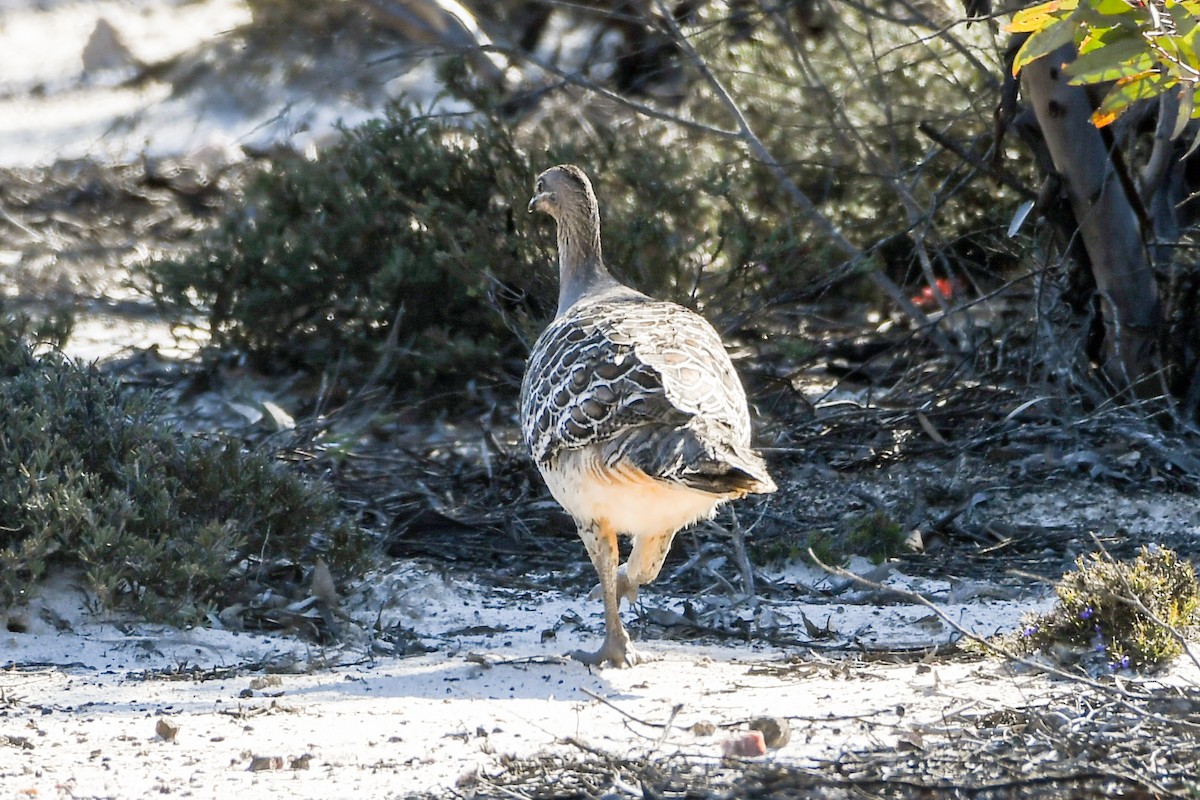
(650, 0, 956, 352)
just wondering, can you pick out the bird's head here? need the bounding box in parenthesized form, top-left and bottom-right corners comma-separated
(528, 164, 597, 220)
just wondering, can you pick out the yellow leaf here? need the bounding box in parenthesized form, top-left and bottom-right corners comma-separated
(1114, 68, 1157, 86)
(1008, 0, 1078, 32)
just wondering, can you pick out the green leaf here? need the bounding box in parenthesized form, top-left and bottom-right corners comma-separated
(1076, 4, 1142, 30)
(1185, 120, 1200, 157)
(1013, 19, 1078, 75)
(1168, 2, 1198, 36)
(1066, 35, 1154, 84)
(1091, 0, 1138, 13)
(1173, 87, 1195, 138)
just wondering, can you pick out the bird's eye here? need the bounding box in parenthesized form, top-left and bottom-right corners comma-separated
(536, 180, 544, 193)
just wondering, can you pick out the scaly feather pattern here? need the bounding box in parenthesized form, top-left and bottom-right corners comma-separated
(520, 286, 773, 495)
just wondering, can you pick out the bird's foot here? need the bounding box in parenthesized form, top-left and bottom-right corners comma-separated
(569, 641, 646, 668)
(588, 565, 638, 605)
(569, 628, 650, 668)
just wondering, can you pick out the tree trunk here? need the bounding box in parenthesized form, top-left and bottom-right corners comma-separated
(1019, 44, 1160, 393)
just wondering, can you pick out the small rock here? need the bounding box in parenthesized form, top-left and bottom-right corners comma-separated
(905, 528, 924, 552)
(748, 716, 791, 749)
(217, 604, 245, 631)
(690, 720, 717, 736)
(82, 18, 136, 73)
(247, 755, 284, 772)
(896, 729, 924, 751)
(249, 676, 282, 691)
(721, 730, 766, 758)
(289, 753, 313, 770)
(154, 718, 179, 742)
(464, 652, 493, 669)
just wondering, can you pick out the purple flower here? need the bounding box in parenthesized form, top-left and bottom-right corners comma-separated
(1023, 626, 1037, 637)
(1080, 607, 1094, 620)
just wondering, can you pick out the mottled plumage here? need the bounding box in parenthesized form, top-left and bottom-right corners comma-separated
(523, 164, 775, 668)
(521, 290, 769, 493)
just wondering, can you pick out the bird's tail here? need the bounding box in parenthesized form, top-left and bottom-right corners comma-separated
(605, 421, 777, 497)
(716, 443, 777, 495)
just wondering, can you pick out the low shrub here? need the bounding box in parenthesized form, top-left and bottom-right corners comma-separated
(1010, 546, 1199, 672)
(0, 334, 364, 623)
(146, 105, 547, 392)
(142, 102, 814, 399)
(0, 300, 73, 349)
(754, 511, 909, 568)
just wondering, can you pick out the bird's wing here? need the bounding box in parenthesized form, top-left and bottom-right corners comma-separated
(521, 293, 757, 486)
(610, 294, 752, 443)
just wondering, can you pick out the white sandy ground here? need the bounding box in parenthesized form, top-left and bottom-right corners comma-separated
(0, 0, 479, 168)
(3, 550, 1197, 799)
(0, 0, 251, 165)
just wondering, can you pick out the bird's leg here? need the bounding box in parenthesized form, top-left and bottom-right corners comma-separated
(618, 530, 679, 605)
(571, 519, 643, 668)
(588, 530, 678, 607)
(588, 565, 638, 605)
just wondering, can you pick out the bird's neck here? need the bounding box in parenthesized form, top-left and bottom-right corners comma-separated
(556, 207, 619, 316)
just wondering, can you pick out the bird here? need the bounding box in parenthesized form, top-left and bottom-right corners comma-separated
(521, 164, 776, 668)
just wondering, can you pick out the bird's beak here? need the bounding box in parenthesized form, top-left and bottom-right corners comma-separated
(528, 192, 549, 214)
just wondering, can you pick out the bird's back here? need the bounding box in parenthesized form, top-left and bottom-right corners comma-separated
(520, 287, 774, 496)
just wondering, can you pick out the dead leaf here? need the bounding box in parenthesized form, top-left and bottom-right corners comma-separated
(916, 412, 946, 444)
(261, 400, 295, 431)
(799, 611, 835, 639)
(225, 401, 263, 425)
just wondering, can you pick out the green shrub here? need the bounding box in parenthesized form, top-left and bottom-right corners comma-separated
(845, 511, 907, 564)
(0, 301, 73, 349)
(146, 105, 545, 390)
(754, 512, 908, 569)
(143, 103, 813, 396)
(1010, 546, 1200, 671)
(0, 334, 363, 623)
